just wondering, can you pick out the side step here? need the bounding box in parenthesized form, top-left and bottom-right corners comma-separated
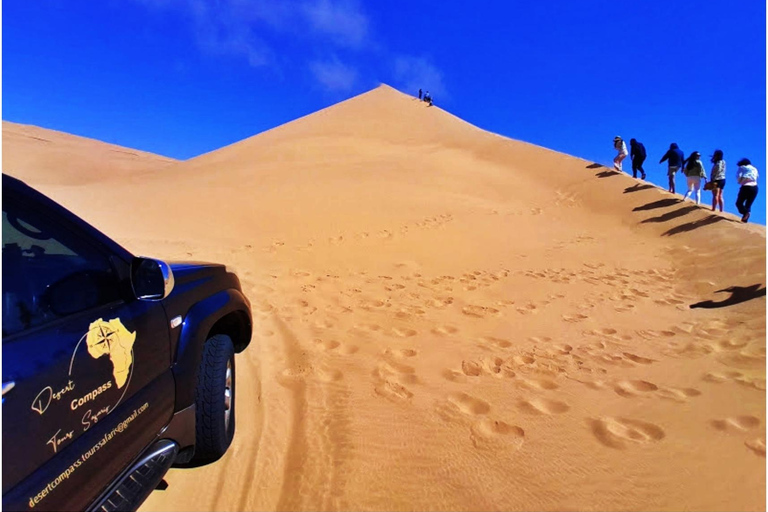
(90, 440, 178, 512)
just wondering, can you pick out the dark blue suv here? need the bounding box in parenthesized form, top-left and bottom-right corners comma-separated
(2, 174, 253, 511)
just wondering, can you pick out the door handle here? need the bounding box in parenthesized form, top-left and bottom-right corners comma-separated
(2, 381, 15, 396)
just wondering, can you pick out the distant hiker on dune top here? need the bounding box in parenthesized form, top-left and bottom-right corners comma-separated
(660, 143, 685, 194)
(629, 138, 647, 180)
(682, 151, 707, 204)
(419, 88, 423, 100)
(613, 136, 628, 172)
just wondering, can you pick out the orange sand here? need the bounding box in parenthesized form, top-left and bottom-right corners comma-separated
(4, 85, 765, 511)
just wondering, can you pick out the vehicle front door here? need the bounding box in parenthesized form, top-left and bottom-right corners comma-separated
(2, 193, 176, 511)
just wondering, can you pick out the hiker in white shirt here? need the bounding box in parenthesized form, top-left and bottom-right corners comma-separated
(735, 158, 759, 223)
(613, 136, 628, 172)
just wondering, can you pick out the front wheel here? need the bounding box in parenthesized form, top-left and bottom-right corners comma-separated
(192, 334, 236, 462)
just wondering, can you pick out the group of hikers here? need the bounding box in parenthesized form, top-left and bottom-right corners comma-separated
(417, 89, 433, 106)
(613, 136, 760, 223)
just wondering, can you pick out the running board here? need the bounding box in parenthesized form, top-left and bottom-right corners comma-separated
(90, 440, 178, 512)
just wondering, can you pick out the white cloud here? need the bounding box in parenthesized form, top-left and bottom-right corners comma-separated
(309, 57, 358, 91)
(393, 56, 447, 99)
(134, 1, 449, 97)
(137, 0, 369, 69)
(301, 0, 369, 48)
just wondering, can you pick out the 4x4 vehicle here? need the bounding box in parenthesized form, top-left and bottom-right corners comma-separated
(2, 174, 253, 511)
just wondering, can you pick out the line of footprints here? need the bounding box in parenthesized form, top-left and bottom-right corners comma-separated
(368, 343, 764, 456)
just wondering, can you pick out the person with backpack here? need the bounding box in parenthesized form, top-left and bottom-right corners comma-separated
(735, 158, 759, 223)
(629, 138, 647, 179)
(709, 150, 726, 212)
(660, 143, 685, 193)
(682, 151, 707, 204)
(613, 136, 628, 172)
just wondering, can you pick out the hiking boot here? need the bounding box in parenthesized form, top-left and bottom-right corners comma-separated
(742, 212, 750, 223)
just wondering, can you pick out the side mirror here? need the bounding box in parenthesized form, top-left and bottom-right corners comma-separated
(131, 258, 174, 300)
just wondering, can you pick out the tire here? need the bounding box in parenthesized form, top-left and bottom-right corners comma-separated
(192, 334, 236, 462)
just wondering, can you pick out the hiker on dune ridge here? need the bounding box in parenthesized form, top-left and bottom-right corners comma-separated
(660, 143, 685, 194)
(735, 158, 759, 223)
(682, 151, 707, 204)
(709, 150, 726, 212)
(613, 136, 628, 172)
(630, 138, 647, 180)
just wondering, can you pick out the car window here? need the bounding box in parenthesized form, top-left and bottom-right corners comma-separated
(2, 203, 122, 337)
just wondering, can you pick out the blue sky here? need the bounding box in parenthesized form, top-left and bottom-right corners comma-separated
(3, 0, 766, 223)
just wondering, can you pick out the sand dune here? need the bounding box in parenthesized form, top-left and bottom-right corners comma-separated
(4, 85, 765, 511)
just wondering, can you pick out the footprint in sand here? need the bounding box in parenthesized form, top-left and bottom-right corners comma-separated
(447, 392, 491, 415)
(384, 327, 418, 338)
(562, 313, 589, 323)
(518, 398, 570, 415)
(470, 419, 525, 450)
(711, 416, 761, 433)
(442, 368, 468, 383)
(715, 338, 749, 351)
(315, 367, 344, 382)
(703, 370, 744, 383)
(717, 352, 766, 370)
(656, 387, 701, 402)
(385, 348, 417, 359)
(374, 380, 414, 401)
(516, 303, 538, 315)
(373, 360, 417, 402)
(480, 336, 512, 349)
(462, 305, 501, 319)
(622, 352, 655, 365)
(589, 417, 665, 449)
(424, 296, 455, 309)
(702, 371, 766, 390)
(432, 325, 459, 336)
(745, 438, 766, 457)
(518, 378, 559, 391)
(461, 360, 483, 377)
(613, 380, 659, 398)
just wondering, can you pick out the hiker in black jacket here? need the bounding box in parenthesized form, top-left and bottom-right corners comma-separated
(660, 143, 685, 193)
(630, 139, 647, 180)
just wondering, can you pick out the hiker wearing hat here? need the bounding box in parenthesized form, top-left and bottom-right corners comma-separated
(660, 143, 685, 193)
(613, 136, 628, 172)
(682, 151, 707, 204)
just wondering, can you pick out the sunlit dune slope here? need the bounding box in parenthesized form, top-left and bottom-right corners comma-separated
(2, 120, 178, 186)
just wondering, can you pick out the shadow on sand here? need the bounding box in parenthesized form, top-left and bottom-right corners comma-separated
(596, 169, 620, 178)
(634, 198, 683, 212)
(586, 163, 604, 169)
(624, 183, 655, 193)
(641, 205, 699, 224)
(662, 214, 727, 236)
(690, 284, 766, 309)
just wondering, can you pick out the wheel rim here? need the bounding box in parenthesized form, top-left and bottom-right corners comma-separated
(224, 359, 233, 432)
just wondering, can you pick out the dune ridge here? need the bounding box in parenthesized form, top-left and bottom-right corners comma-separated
(4, 85, 765, 511)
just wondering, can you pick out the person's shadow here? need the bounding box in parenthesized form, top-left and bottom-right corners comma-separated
(690, 284, 766, 309)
